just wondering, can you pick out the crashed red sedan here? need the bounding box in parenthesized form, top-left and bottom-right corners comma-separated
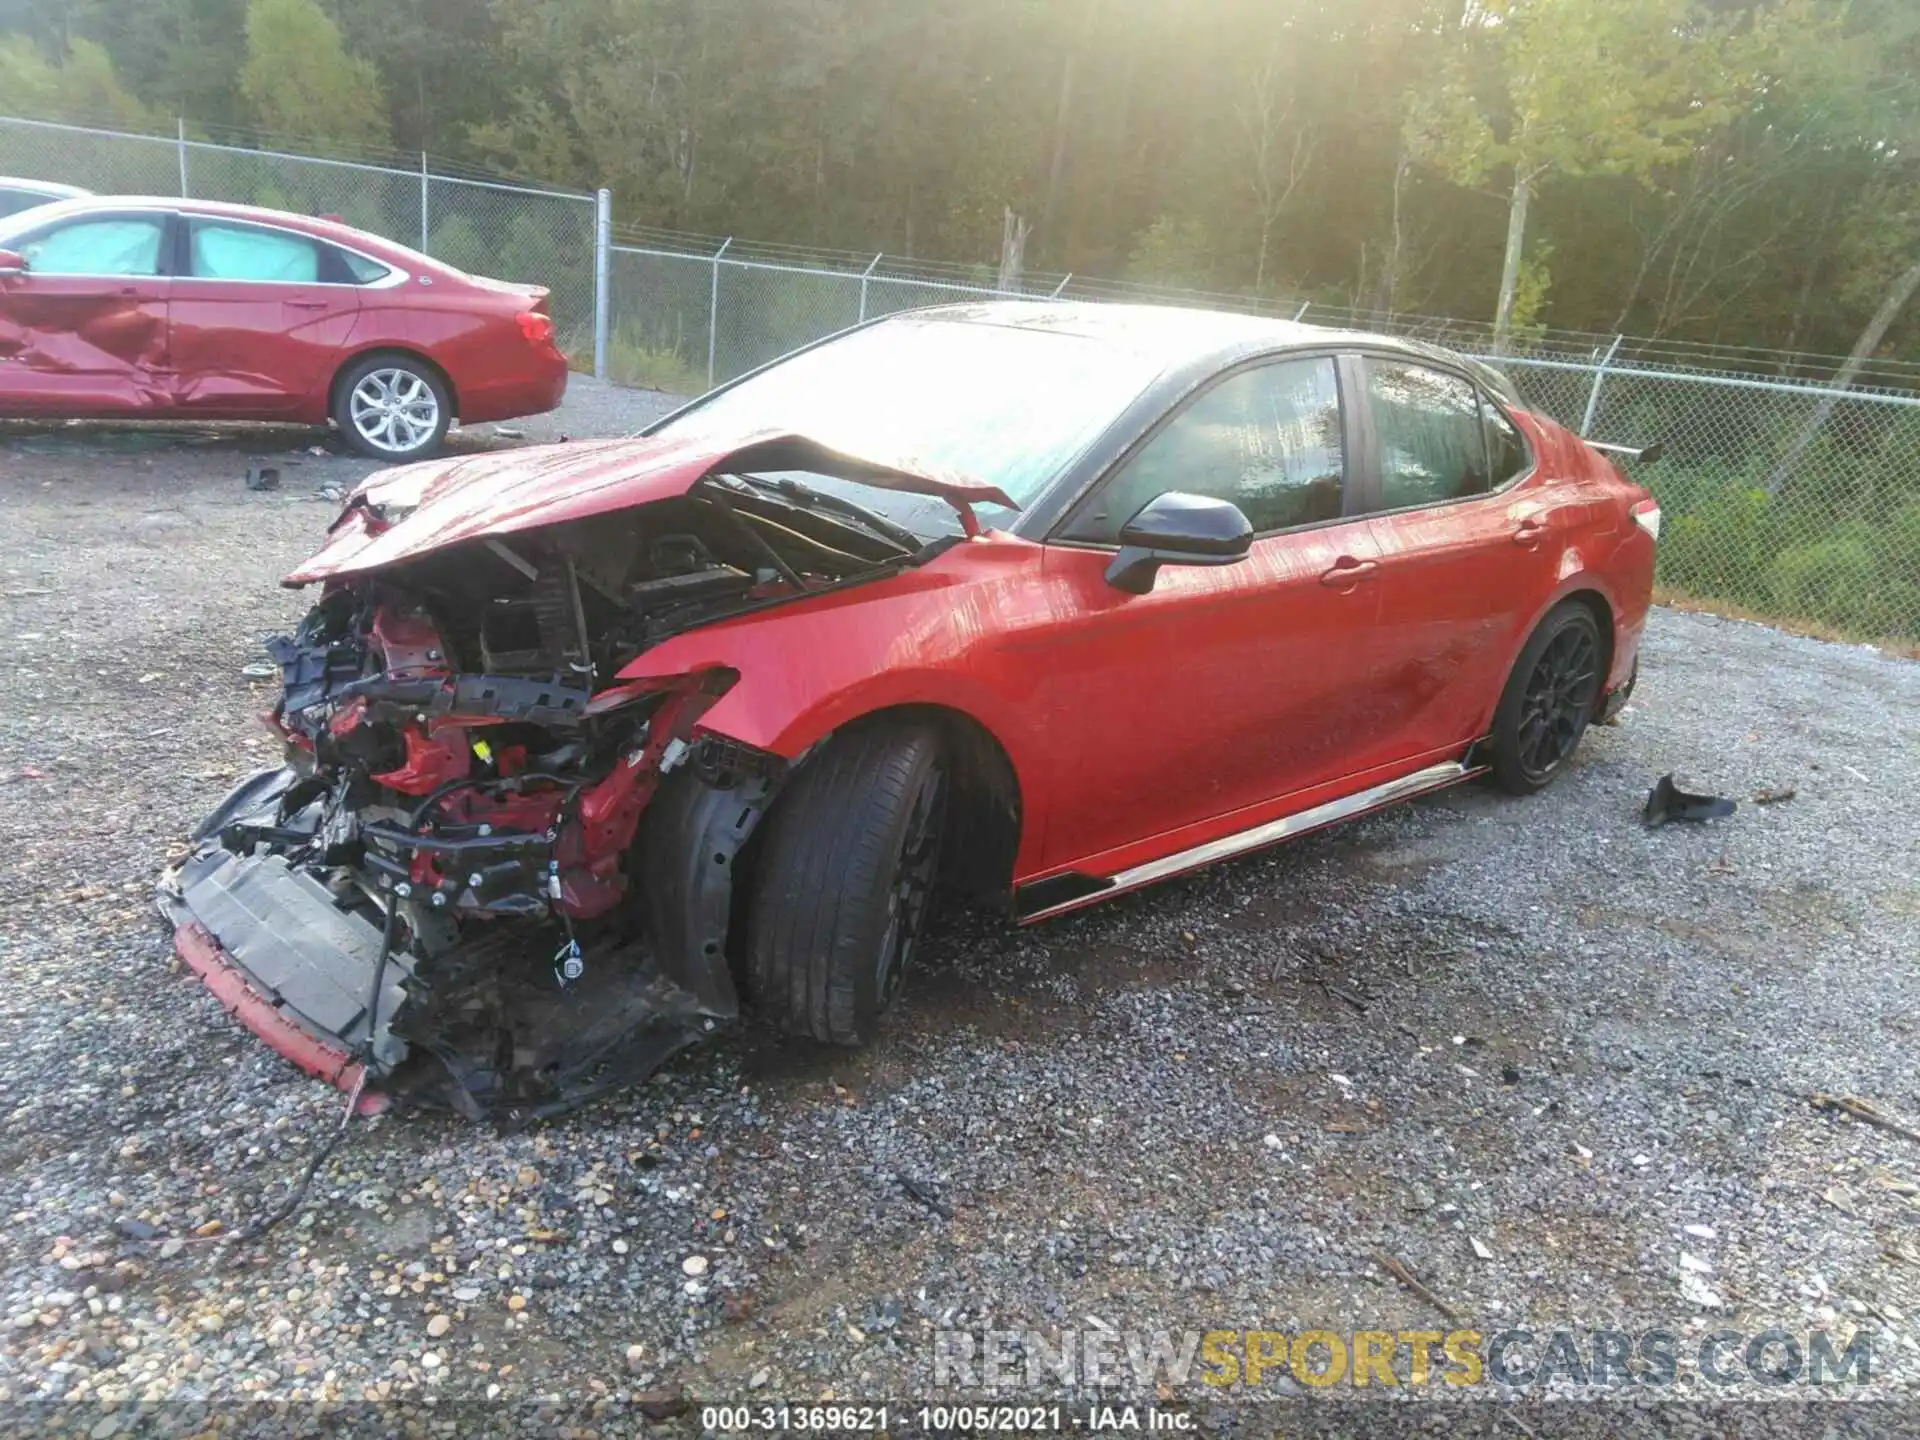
(160, 303, 1658, 1124)
(0, 197, 567, 460)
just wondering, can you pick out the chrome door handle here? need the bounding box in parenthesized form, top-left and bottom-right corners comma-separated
(1513, 520, 1547, 548)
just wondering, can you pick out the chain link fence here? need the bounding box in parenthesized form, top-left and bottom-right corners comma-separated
(605, 238, 1920, 644)
(5, 112, 1918, 643)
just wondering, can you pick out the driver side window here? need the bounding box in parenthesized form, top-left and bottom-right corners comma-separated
(20, 217, 167, 277)
(1061, 356, 1346, 543)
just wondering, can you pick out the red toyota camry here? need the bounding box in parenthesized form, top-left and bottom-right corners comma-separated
(0, 196, 567, 459)
(161, 303, 1658, 1123)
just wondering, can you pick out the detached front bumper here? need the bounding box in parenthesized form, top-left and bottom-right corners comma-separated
(170, 920, 387, 1114)
(159, 839, 414, 1114)
(158, 767, 731, 1127)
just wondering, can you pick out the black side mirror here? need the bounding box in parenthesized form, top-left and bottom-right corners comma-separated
(1104, 490, 1254, 594)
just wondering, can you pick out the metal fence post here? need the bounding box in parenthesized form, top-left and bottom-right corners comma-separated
(1580, 334, 1625, 436)
(176, 118, 189, 197)
(419, 152, 430, 253)
(593, 188, 612, 380)
(858, 252, 882, 322)
(1294, 301, 1312, 322)
(707, 237, 732, 389)
(1049, 273, 1073, 298)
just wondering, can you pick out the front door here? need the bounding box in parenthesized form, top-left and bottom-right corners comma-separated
(168, 216, 363, 416)
(0, 211, 172, 415)
(1036, 352, 1391, 872)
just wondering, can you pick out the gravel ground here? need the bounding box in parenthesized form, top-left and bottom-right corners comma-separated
(1, 379, 1917, 1435)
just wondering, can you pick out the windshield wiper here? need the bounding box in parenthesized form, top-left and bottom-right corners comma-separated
(731, 473, 925, 553)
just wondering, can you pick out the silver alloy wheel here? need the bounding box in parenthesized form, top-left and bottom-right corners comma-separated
(347, 366, 439, 456)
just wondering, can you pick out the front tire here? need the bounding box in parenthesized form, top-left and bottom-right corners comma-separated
(743, 722, 947, 1045)
(333, 354, 451, 461)
(1489, 603, 1605, 795)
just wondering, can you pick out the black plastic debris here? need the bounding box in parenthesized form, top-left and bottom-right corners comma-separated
(1642, 774, 1737, 828)
(896, 1172, 952, 1219)
(245, 464, 280, 491)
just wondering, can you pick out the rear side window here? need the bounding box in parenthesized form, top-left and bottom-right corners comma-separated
(1065, 356, 1347, 541)
(190, 221, 322, 283)
(1485, 402, 1531, 487)
(19, 217, 166, 276)
(336, 249, 392, 284)
(1366, 362, 1494, 509)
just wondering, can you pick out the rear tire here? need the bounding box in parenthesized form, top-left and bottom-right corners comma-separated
(743, 722, 946, 1045)
(332, 353, 451, 462)
(1489, 603, 1605, 795)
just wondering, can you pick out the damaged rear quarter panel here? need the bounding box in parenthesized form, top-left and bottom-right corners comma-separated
(612, 531, 1055, 874)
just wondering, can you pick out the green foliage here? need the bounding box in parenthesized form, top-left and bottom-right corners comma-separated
(1126, 215, 1218, 293)
(605, 330, 704, 395)
(1648, 461, 1920, 641)
(464, 92, 584, 182)
(0, 35, 153, 128)
(4, 0, 1920, 370)
(1508, 243, 1554, 338)
(1762, 522, 1920, 639)
(237, 0, 389, 150)
(424, 215, 489, 276)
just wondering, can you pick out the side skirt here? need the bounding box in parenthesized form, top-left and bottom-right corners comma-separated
(1015, 759, 1482, 924)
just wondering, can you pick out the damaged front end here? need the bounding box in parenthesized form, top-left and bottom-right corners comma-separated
(159, 451, 929, 1125)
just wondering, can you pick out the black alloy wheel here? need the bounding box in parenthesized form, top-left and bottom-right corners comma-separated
(1490, 603, 1606, 795)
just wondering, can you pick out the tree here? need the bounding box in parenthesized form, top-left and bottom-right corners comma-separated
(1236, 46, 1316, 294)
(0, 34, 152, 127)
(1410, 0, 1749, 350)
(236, 0, 389, 150)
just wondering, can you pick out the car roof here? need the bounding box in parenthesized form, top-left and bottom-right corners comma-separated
(0, 177, 92, 199)
(0, 194, 453, 272)
(879, 299, 1497, 383)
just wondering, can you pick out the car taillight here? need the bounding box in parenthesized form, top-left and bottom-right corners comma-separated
(1630, 497, 1662, 540)
(516, 311, 554, 346)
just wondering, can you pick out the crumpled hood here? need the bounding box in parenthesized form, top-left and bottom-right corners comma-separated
(284, 430, 1019, 587)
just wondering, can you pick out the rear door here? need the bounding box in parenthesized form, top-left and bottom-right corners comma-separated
(1354, 357, 1570, 754)
(1036, 352, 1392, 871)
(168, 216, 365, 415)
(0, 209, 173, 415)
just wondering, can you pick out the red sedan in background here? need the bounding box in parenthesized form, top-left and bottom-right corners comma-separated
(162, 303, 1658, 1121)
(0, 197, 567, 460)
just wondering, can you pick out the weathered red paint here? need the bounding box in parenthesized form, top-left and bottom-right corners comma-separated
(0, 197, 566, 427)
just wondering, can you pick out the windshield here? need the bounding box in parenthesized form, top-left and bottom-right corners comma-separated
(652, 312, 1165, 531)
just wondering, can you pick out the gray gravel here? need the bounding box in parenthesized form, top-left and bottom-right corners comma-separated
(1, 380, 1917, 1432)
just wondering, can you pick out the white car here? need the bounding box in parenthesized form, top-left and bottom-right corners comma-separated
(0, 177, 91, 220)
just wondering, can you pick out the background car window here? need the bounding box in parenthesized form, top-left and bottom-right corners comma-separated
(0, 188, 54, 220)
(336, 249, 391, 284)
(1067, 356, 1346, 541)
(191, 222, 321, 283)
(1368, 362, 1492, 509)
(1484, 401, 1530, 486)
(20, 217, 165, 276)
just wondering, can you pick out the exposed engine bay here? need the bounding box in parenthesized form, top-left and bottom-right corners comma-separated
(159, 470, 933, 1126)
